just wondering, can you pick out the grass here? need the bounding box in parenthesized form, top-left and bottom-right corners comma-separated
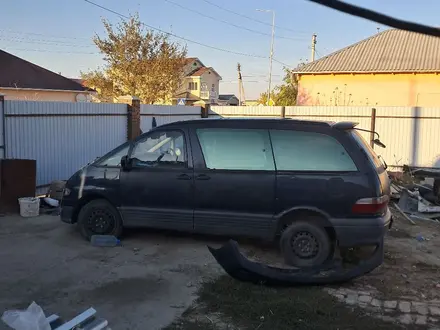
(165, 275, 408, 330)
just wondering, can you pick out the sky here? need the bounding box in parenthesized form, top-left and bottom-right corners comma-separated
(1, 0, 439, 99)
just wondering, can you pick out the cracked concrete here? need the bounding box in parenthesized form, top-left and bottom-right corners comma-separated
(0, 215, 221, 330)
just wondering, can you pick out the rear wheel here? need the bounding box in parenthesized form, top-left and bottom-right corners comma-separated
(77, 199, 123, 240)
(280, 218, 332, 268)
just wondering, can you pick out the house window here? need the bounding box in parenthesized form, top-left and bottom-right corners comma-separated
(188, 82, 198, 90)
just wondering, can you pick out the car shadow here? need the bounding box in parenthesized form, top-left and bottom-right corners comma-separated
(122, 227, 275, 250)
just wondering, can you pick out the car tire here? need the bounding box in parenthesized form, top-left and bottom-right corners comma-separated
(280, 218, 332, 268)
(77, 199, 123, 240)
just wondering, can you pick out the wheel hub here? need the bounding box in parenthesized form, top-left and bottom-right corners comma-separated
(291, 231, 319, 259)
(88, 209, 114, 234)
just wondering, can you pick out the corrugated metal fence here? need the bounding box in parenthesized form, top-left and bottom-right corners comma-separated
(210, 105, 283, 118)
(2, 101, 440, 187)
(4, 101, 127, 186)
(210, 105, 440, 168)
(286, 106, 440, 168)
(140, 105, 202, 133)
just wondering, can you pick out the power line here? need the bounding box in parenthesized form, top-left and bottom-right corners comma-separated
(83, 0, 267, 58)
(0, 36, 95, 48)
(272, 58, 293, 68)
(163, 0, 306, 41)
(315, 49, 323, 59)
(308, 0, 440, 37)
(3, 48, 98, 54)
(220, 80, 283, 84)
(0, 29, 90, 41)
(200, 0, 307, 34)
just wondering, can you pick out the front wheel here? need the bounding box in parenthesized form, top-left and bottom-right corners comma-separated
(77, 199, 123, 240)
(280, 219, 332, 268)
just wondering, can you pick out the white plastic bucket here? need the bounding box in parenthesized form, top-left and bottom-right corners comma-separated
(18, 197, 40, 217)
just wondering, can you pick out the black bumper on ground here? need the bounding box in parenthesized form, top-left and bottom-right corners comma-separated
(60, 205, 75, 224)
(330, 208, 392, 248)
(209, 238, 384, 285)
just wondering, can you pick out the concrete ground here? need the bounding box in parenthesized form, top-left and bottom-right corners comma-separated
(0, 214, 221, 330)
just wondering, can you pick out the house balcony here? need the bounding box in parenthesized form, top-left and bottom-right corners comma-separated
(200, 91, 217, 100)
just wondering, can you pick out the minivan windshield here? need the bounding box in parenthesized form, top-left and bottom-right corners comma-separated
(351, 130, 383, 169)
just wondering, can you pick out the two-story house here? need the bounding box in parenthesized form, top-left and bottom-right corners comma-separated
(173, 57, 222, 105)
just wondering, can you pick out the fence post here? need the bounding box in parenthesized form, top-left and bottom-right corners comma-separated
(281, 106, 286, 118)
(129, 97, 141, 140)
(118, 96, 141, 141)
(370, 107, 377, 149)
(201, 104, 210, 118)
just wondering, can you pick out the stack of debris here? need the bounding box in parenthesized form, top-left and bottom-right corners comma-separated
(39, 180, 66, 216)
(390, 165, 440, 224)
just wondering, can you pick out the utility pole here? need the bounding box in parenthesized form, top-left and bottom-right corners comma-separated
(237, 63, 246, 106)
(237, 63, 242, 105)
(257, 9, 275, 105)
(311, 33, 317, 62)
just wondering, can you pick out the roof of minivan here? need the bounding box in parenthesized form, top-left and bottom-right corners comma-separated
(160, 118, 337, 128)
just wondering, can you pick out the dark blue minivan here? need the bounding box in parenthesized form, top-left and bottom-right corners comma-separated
(61, 119, 391, 267)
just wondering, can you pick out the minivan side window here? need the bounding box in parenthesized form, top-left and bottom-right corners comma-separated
(196, 128, 275, 171)
(131, 130, 186, 167)
(270, 130, 357, 171)
(95, 143, 130, 167)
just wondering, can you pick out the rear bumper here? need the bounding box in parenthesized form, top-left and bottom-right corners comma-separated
(60, 205, 75, 224)
(330, 208, 392, 248)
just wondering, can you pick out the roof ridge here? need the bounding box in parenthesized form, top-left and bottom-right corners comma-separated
(294, 29, 394, 72)
(294, 29, 440, 74)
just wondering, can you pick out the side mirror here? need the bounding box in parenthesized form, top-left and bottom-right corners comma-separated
(120, 155, 132, 171)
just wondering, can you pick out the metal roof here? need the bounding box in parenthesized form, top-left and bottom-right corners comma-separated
(295, 29, 440, 74)
(0, 49, 89, 91)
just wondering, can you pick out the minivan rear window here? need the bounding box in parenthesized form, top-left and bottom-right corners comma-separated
(270, 130, 357, 172)
(351, 131, 383, 169)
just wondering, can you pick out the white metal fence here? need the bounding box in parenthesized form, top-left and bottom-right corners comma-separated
(1, 101, 439, 187)
(285, 106, 440, 168)
(4, 101, 127, 186)
(210, 105, 283, 118)
(140, 105, 202, 133)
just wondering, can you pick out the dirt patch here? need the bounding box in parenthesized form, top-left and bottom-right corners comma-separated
(347, 208, 440, 301)
(166, 208, 440, 329)
(166, 275, 412, 330)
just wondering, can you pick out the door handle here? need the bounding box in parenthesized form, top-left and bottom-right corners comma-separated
(176, 174, 192, 180)
(196, 174, 211, 180)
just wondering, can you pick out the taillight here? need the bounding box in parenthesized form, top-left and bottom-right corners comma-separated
(352, 195, 389, 215)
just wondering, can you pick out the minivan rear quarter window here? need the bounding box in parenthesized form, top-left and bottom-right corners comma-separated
(351, 130, 383, 169)
(270, 130, 357, 171)
(196, 128, 275, 171)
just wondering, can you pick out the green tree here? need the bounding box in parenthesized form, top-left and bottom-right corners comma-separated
(257, 63, 304, 106)
(81, 13, 187, 104)
(272, 68, 299, 106)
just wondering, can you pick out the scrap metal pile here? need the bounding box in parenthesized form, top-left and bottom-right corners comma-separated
(390, 165, 440, 224)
